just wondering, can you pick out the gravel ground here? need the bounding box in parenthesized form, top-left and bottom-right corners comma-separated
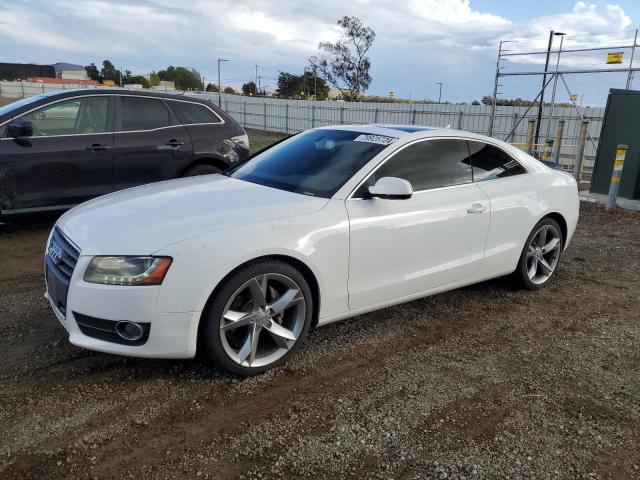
(1, 130, 639, 479)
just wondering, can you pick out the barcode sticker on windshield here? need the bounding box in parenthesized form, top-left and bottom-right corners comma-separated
(354, 134, 398, 146)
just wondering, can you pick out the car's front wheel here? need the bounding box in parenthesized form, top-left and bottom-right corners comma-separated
(200, 259, 313, 375)
(514, 217, 563, 290)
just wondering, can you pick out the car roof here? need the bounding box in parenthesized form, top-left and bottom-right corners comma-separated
(314, 124, 544, 172)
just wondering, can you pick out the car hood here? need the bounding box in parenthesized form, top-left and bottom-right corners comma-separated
(58, 175, 328, 255)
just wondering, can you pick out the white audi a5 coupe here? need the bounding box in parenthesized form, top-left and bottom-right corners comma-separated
(45, 125, 579, 375)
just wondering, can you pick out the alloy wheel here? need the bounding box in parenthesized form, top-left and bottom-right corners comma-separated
(526, 224, 561, 285)
(219, 273, 306, 368)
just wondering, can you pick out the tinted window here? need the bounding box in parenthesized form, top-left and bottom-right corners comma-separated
(168, 101, 219, 124)
(230, 129, 393, 198)
(19, 96, 108, 136)
(120, 97, 170, 131)
(468, 141, 526, 181)
(371, 139, 472, 192)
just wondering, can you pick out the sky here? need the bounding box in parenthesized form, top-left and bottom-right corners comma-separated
(1, 0, 639, 106)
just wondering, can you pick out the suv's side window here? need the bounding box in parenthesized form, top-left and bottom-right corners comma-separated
(19, 96, 109, 136)
(168, 101, 220, 125)
(120, 97, 170, 131)
(468, 141, 526, 181)
(370, 139, 473, 192)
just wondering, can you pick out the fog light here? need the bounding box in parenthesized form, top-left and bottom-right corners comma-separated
(116, 321, 145, 341)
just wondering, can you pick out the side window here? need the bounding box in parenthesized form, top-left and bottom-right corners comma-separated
(120, 97, 170, 131)
(19, 96, 108, 136)
(168, 101, 220, 124)
(371, 139, 472, 192)
(468, 141, 526, 181)
(0, 124, 7, 138)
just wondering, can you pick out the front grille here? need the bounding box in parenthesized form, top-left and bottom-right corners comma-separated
(47, 227, 80, 283)
(74, 313, 150, 346)
(45, 227, 80, 315)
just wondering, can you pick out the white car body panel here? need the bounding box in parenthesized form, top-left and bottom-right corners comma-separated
(346, 183, 490, 310)
(47, 126, 579, 359)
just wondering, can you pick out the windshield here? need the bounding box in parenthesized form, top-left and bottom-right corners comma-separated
(230, 129, 396, 198)
(0, 92, 66, 118)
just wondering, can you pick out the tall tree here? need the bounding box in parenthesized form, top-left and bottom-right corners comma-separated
(309, 16, 375, 101)
(242, 81, 257, 95)
(85, 63, 100, 82)
(276, 71, 329, 100)
(100, 60, 121, 83)
(156, 66, 203, 90)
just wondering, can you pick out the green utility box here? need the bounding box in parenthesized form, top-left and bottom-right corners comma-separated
(590, 89, 640, 199)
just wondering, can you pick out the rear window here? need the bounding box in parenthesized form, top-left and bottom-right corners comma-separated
(120, 96, 170, 131)
(168, 100, 220, 124)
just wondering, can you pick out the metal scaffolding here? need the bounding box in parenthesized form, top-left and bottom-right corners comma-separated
(488, 30, 640, 157)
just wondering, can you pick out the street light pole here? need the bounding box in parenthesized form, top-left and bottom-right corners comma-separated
(436, 82, 443, 103)
(217, 58, 228, 107)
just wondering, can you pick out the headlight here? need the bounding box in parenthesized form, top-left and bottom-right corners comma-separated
(84, 256, 172, 286)
(230, 133, 250, 150)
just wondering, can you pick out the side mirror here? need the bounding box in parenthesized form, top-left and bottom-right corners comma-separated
(368, 177, 413, 200)
(8, 120, 34, 138)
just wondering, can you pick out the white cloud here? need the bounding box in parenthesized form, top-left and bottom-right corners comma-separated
(0, 0, 634, 103)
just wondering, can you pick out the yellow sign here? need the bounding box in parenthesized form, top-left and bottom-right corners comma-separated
(570, 94, 578, 102)
(607, 52, 623, 64)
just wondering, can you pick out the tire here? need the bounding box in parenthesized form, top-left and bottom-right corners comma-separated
(514, 217, 564, 290)
(200, 259, 314, 376)
(181, 164, 222, 177)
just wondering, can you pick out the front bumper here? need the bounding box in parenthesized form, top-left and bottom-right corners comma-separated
(46, 255, 201, 359)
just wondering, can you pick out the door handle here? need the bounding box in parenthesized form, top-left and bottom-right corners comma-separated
(467, 203, 488, 214)
(166, 139, 184, 147)
(87, 143, 110, 152)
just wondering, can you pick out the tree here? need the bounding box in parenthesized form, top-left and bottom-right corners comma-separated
(309, 16, 375, 101)
(206, 83, 219, 92)
(471, 99, 481, 105)
(276, 71, 330, 100)
(242, 81, 257, 95)
(100, 60, 121, 84)
(123, 73, 150, 88)
(85, 63, 100, 82)
(481, 95, 494, 106)
(156, 66, 202, 90)
(223, 86, 236, 94)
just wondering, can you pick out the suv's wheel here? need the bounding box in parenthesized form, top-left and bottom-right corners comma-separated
(514, 217, 563, 290)
(200, 259, 313, 376)
(182, 164, 222, 177)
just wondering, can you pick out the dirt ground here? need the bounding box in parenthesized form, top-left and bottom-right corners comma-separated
(1, 130, 640, 480)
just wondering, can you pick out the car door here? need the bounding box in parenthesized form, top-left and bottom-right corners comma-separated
(466, 140, 532, 278)
(113, 95, 192, 190)
(0, 94, 114, 210)
(346, 138, 491, 310)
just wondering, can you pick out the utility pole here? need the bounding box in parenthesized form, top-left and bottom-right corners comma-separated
(255, 65, 259, 96)
(119, 67, 123, 87)
(436, 82, 443, 103)
(313, 68, 317, 100)
(258, 75, 263, 96)
(217, 58, 228, 107)
(535, 31, 565, 150)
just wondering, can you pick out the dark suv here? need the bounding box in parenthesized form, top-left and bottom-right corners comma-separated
(0, 89, 249, 215)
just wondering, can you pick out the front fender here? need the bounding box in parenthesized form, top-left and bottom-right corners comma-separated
(153, 200, 350, 321)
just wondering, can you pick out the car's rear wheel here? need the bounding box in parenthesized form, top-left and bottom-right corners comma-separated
(200, 259, 313, 376)
(182, 164, 222, 177)
(514, 217, 563, 290)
